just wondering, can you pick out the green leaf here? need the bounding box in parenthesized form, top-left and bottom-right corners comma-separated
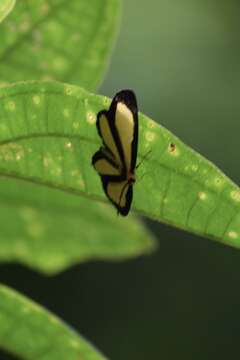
(0, 81, 239, 252)
(0, 0, 119, 90)
(0, 0, 15, 23)
(0, 177, 156, 274)
(0, 284, 106, 360)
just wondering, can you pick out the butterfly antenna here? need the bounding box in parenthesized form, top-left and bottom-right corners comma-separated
(136, 149, 152, 169)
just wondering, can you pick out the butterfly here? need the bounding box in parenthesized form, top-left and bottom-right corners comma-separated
(92, 89, 138, 216)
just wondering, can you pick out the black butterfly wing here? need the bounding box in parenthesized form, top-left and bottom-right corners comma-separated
(92, 90, 138, 216)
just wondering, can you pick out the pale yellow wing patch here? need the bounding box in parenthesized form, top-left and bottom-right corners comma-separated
(107, 181, 129, 208)
(93, 158, 120, 176)
(98, 113, 121, 164)
(115, 102, 135, 170)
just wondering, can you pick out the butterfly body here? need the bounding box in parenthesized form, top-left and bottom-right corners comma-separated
(92, 90, 138, 216)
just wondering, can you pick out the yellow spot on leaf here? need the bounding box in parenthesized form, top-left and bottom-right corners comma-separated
(16, 153, 22, 161)
(71, 170, 85, 190)
(198, 192, 207, 201)
(43, 156, 51, 167)
(70, 340, 80, 349)
(64, 142, 72, 149)
(102, 96, 109, 106)
(230, 190, 240, 202)
(63, 108, 70, 118)
(32, 95, 41, 105)
(145, 131, 156, 142)
(147, 120, 158, 129)
(65, 86, 73, 96)
(191, 164, 198, 172)
(73, 121, 80, 129)
(87, 111, 95, 124)
(40, 2, 50, 14)
(228, 231, 238, 239)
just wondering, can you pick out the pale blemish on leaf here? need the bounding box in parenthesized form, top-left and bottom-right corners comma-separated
(230, 190, 240, 203)
(53, 57, 68, 71)
(5, 101, 16, 111)
(163, 197, 168, 204)
(64, 86, 74, 96)
(47, 20, 61, 34)
(51, 167, 62, 177)
(214, 177, 225, 188)
(41, 74, 54, 81)
(69, 340, 81, 349)
(71, 170, 86, 190)
(77, 178, 86, 190)
(0, 123, 9, 135)
(228, 231, 238, 240)
(70, 32, 81, 42)
(191, 164, 198, 172)
(43, 156, 52, 168)
(40, 2, 50, 15)
(145, 131, 156, 142)
(19, 207, 38, 221)
(19, 20, 31, 32)
(6, 21, 16, 32)
(63, 108, 70, 118)
(21, 306, 31, 314)
(26, 222, 45, 239)
(32, 29, 42, 43)
(73, 121, 80, 129)
(49, 315, 58, 324)
(32, 95, 41, 106)
(198, 192, 207, 201)
(0, 143, 24, 162)
(16, 152, 23, 161)
(64, 141, 73, 149)
(102, 96, 109, 106)
(87, 111, 95, 124)
(147, 120, 158, 129)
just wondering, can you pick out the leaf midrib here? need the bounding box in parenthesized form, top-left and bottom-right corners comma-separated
(0, 132, 238, 213)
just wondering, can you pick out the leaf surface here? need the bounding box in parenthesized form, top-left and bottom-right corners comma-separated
(0, 284, 107, 360)
(0, 0, 119, 90)
(0, 0, 15, 23)
(0, 177, 156, 274)
(0, 80, 239, 253)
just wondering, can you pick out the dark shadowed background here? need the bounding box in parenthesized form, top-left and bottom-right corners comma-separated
(1, 0, 240, 359)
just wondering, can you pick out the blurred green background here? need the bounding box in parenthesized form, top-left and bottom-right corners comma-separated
(1, 0, 240, 359)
